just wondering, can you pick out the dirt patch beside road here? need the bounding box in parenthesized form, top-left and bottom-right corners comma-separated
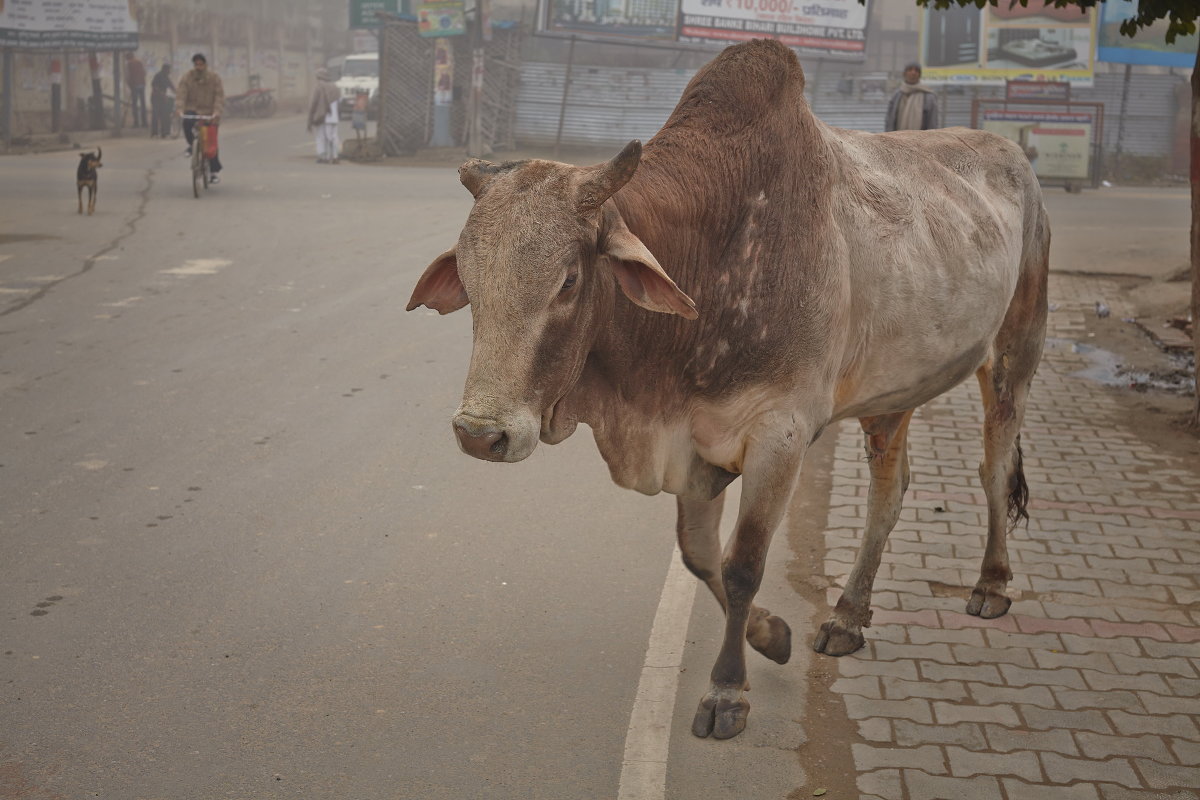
(1073, 271, 1197, 457)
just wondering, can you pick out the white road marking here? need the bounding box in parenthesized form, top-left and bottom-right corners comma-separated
(102, 296, 143, 307)
(617, 483, 739, 800)
(617, 547, 697, 800)
(0, 254, 13, 264)
(161, 258, 232, 276)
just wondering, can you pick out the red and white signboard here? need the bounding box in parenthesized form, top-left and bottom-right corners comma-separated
(678, 0, 869, 60)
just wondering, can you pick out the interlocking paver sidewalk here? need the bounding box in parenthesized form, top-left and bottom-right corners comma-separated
(820, 274, 1200, 800)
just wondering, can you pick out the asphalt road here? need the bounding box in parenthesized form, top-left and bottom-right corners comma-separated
(0, 116, 818, 800)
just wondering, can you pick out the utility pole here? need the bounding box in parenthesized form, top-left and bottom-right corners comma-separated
(1, 49, 12, 147)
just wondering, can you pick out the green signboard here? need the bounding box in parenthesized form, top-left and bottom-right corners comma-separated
(350, 0, 400, 29)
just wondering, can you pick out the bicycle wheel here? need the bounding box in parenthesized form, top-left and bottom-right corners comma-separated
(202, 158, 210, 190)
(192, 131, 204, 198)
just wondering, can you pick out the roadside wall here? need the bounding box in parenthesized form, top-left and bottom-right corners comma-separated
(2, 41, 320, 136)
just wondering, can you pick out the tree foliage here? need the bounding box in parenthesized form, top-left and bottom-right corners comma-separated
(915, 0, 1200, 44)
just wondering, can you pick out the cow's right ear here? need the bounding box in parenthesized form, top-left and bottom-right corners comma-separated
(406, 249, 468, 314)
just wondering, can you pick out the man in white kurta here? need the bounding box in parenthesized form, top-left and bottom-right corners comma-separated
(308, 68, 341, 164)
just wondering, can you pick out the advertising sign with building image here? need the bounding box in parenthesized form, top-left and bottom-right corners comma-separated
(920, 3, 1096, 85)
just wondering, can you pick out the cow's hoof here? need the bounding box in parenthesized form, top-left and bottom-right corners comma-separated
(966, 588, 1011, 619)
(812, 620, 865, 657)
(748, 614, 792, 665)
(692, 693, 750, 739)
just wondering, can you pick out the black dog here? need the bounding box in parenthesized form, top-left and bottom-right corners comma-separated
(77, 148, 102, 215)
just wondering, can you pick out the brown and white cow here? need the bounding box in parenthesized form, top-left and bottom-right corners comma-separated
(408, 39, 1049, 740)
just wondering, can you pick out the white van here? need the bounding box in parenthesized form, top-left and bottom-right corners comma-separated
(334, 52, 379, 115)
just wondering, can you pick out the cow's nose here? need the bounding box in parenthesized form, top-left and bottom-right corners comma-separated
(453, 416, 509, 461)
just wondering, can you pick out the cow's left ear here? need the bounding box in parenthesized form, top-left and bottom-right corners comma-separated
(406, 248, 468, 314)
(601, 208, 697, 320)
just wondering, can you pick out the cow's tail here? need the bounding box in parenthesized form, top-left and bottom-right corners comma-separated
(1007, 435, 1030, 529)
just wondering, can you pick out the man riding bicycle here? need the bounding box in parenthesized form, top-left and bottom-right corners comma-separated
(176, 53, 225, 182)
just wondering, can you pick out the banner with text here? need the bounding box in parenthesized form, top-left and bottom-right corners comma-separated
(350, 0, 400, 30)
(678, 0, 868, 58)
(539, 0, 678, 42)
(980, 108, 1093, 180)
(0, 0, 138, 51)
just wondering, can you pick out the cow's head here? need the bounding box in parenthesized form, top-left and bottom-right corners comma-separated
(407, 141, 696, 463)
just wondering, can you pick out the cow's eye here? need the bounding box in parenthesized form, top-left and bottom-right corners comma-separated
(560, 273, 578, 293)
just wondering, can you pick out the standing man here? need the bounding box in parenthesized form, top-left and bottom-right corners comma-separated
(124, 52, 147, 128)
(884, 62, 939, 132)
(307, 67, 341, 165)
(176, 53, 225, 182)
(150, 62, 175, 138)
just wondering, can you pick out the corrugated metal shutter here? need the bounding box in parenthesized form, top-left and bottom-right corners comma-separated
(517, 60, 1184, 160)
(517, 62, 693, 146)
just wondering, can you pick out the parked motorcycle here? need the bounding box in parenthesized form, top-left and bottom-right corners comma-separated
(225, 87, 277, 119)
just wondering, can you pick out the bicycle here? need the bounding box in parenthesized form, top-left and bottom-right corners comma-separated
(180, 113, 216, 198)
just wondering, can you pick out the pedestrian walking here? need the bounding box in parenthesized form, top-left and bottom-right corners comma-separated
(125, 52, 148, 128)
(351, 90, 369, 144)
(308, 68, 341, 164)
(884, 62, 938, 132)
(150, 63, 175, 138)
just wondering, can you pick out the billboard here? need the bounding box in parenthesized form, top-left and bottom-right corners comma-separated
(678, 0, 869, 60)
(0, 0, 138, 51)
(539, 0, 870, 59)
(921, 3, 1096, 86)
(980, 107, 1095, 181)
(540, 0, 678, 41)
(1097, 0, 1197, 68)
(350, 0, 401, 30)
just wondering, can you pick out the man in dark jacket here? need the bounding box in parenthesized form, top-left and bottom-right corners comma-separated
(884, 62, 938, 132)
(125, 52, 148, 128)
(150, 63, 175, 138)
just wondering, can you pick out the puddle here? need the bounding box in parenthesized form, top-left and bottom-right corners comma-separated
(1047, 337, 1196, 395)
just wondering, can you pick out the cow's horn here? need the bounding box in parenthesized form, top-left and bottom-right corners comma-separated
(578, 140, 641, 212)
(459, 158, 498, 198)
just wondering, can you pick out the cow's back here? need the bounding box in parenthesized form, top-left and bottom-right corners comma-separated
(821, 125, 1047, 420)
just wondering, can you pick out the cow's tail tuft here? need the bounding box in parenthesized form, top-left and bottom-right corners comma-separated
(1007, 435, 1030, 528)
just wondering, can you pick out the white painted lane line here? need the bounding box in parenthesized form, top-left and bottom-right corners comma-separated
(160, 258, 232, 276)
(617, 543, 697, 800)
(0, 255, 13, 264)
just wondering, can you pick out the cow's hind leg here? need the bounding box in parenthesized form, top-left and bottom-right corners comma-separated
(969, 348, 1041, 618)
(814, 410, 913, 657)
(677, 494, 791, 666)
(968, 227, 1047, 618)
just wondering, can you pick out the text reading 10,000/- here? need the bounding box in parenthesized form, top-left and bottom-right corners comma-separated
(726, 0, 795, 12)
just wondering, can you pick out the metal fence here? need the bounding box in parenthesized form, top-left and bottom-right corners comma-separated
(379, 19, 435, 156)
(378, 17, 524, 156)
(515, 58, 1185, 171)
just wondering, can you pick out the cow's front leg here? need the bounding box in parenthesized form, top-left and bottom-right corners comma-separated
(692, 425, 805, 739)
(677, 494, 792, 665)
